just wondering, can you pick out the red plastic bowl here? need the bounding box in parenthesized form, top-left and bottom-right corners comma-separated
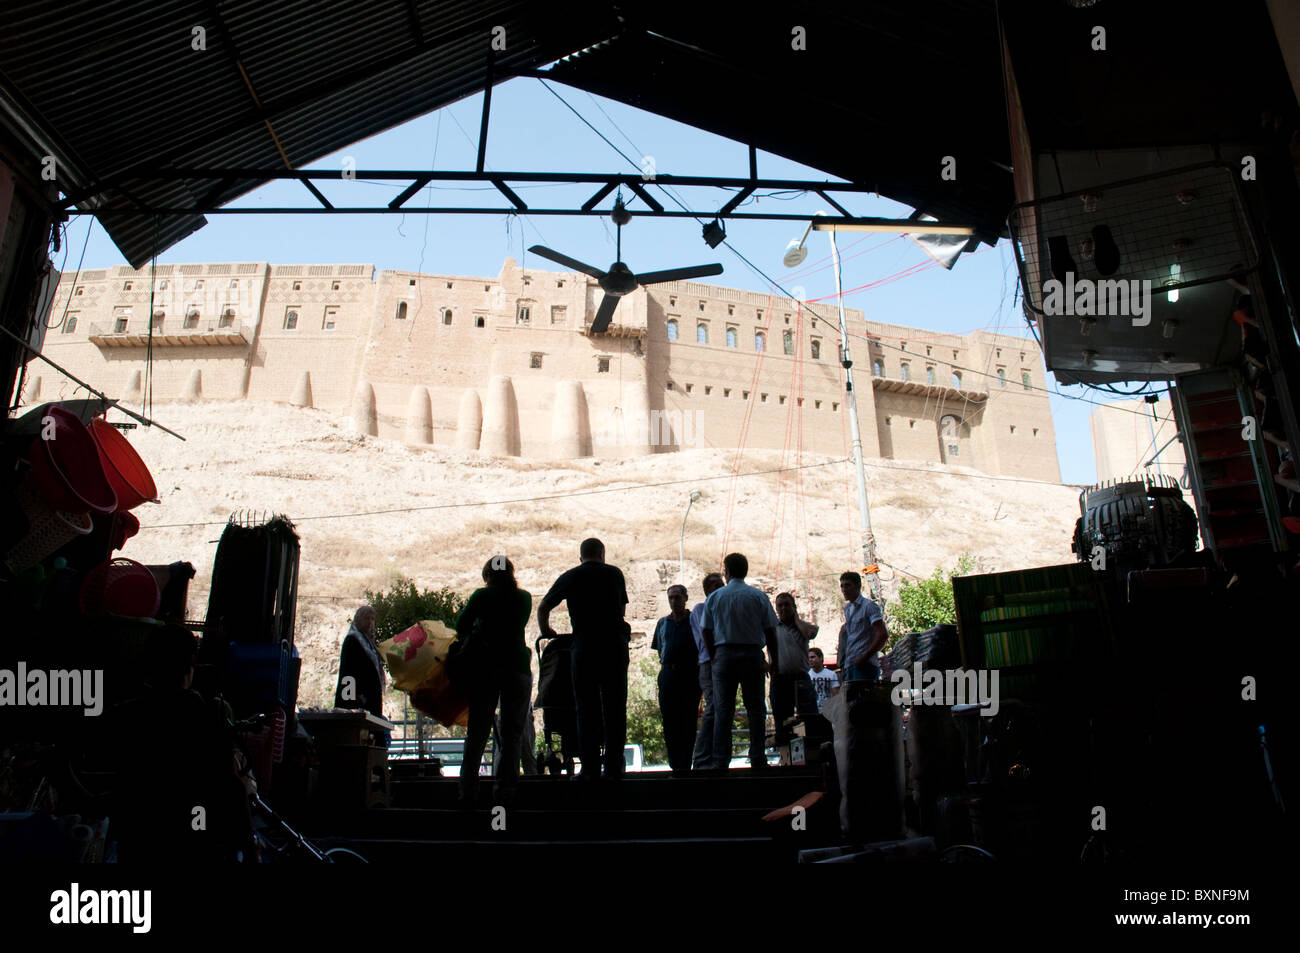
(89, 417, 158, 511)
(80, 557, 161, 618)
(27, 407, 117, 515)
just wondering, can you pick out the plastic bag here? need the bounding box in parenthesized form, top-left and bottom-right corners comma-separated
(378, 620, 468, 727)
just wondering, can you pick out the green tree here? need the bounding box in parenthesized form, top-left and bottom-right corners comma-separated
(364, 577, 467, 641)
(625, 656, 668, 764)
(884, 552, 976, 649)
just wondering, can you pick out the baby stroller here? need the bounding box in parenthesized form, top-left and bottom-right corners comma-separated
(533, 633, 580, 777)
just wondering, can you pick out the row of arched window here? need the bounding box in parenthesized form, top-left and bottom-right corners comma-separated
(666, 319, 821, 358)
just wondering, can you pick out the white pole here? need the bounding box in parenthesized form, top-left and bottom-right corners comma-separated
(679, 493, 697, 584)
(829, 230, 883, 606)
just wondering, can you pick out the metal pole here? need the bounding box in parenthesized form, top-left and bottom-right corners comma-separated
(829, 231, 883, 606)
(679, 494, 697, 585)
(1146, 398, 1164, 476)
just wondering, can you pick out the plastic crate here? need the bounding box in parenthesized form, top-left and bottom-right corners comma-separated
(226, 640, 292, 713)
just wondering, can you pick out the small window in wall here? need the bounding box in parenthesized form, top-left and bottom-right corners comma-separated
(725, 328, 737, 348)
(667, 319, 679, 340)
(74, 287, 84, 296)
(64, 313, 78, 334)
(670, 297, 677, 307)
(331, 280, 340, 291)
(872, 359, 884, 377)
(114, 317, 128, 333)
(150, 311, 163, 331)
(697, 324, 708, 344)
(292, 280, 302, 291)
(667, 381, 674, 391)
(530, 352, 543, 369)
(484, 284, 490, 291)
(1009, 425, 1016, 435)
(926, 366, 936, 385)
(900, 363, 910, 381)
(909, 420, 916, 429)
(122, 281, 133, 291)
(811, 339, 821, 360)
(996, 348, 1002, 359)
(557, 279, 564, 288)
(901, 341, 907, 351)
(727, 305, 735, 315)
(220, 308, 236, 328)
(551, 305, 566, 326)
(475, 314, 486, 328)
(1033, 428, 1039, 436)
(952, 372, 961, 389)
(408, 279, 416, 286)
(1022, 371, 1032, 391)
(885, 417, 892, 426)
(284, 308, 299, 330)
(158, 280, 168, 291)
(832, 402, 839, 412)
(757, 310, 764, 321)
(953, 350, 959, 360)
(686, 383, 694, 394)
(948, 444, 959, 457)
(699, 300, 706, 312)
(761, 393, 768, 403)
(784, 313, 791, 324)
(517, 304, 531, 325)
(743, 390, 750, 400)
(779, 395, 786, 405)
(997, 368, 1006, 387)
(597, 357, 610, 373)
(705, 386, 713, 395)
(926, 346, 932, 356)
(194, 279, 204, 291)
(442, 309, 453, 326)
(723, 388, 731, 398)
(783, 331, 794, 355)
(323, 307, 338, 330)
(396, 301, 408, 320)
(755, 331, 765, 352)
(445, 282, 452, 289)
(184, 308, 200, 329)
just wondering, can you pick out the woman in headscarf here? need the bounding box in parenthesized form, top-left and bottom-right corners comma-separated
(454, 557, 533, 806)
(335, 605, 389, 746)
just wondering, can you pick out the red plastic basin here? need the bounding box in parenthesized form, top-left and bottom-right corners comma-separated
(27, 407, 117, 515)
(89, 417, 158, 511)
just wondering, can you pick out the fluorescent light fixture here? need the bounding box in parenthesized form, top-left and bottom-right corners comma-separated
(812, 218, 975, 236)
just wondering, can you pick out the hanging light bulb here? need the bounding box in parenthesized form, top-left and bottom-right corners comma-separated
(1166, 262, 1182, 303)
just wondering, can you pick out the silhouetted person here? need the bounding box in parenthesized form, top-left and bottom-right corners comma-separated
(455, 557, 534, 806)
(837, 570, 893, 841)
(335, 605, 388, 747)
(770, 592, 819, 754)
(690, 572, 725, 769)
(539, 538, 630, 781)
(701, 553, 779, 770)
(111, 625, 251, 863)
(652, 584, 702, 775)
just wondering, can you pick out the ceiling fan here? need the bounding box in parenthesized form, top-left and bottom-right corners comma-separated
(528, 197, 724, 334)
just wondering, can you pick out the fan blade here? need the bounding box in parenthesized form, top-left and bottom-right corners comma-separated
(635, 263, 724, 285)
(528, 245, 606, 280)
(589, 293, 620, 334)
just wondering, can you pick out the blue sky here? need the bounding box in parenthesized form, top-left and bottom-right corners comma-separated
(61, 75, 1139, 485)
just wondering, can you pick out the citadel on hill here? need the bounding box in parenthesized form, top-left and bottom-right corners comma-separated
(32, 258, 1060, 482)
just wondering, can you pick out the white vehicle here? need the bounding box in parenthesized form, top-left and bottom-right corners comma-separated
(389, 738, 490, 777)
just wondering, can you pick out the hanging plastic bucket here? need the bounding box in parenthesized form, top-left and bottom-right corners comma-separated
(89, 417, 158, 511)
(26, 407, 117, 515)
(79, 557, 161, 618)
(4, 485, 94, 572)
(108, 510, 141, 552)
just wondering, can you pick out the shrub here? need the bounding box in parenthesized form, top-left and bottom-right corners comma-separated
(884, 552, 976, 648)
(625, 656, 668, 764)
(364, 577, 468, 641)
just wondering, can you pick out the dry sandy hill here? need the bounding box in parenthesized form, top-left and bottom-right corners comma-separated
(106, 400, 1083, 716)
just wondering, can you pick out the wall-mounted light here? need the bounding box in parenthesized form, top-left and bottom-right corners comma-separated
(1162, 318, 1179, 339)
(1080, 193, 1100, 213)
(1166, 262, 1182, 303)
